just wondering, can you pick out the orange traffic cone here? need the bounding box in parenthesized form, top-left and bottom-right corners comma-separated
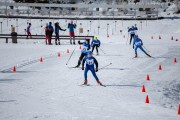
(158, 65, 162, 70)
(58, 52, 60, 57)
(178, 104, 180, 115)
(142, 85, 146, 92)
(146, 74, 150, 81)
(12, 66, 16, 72)
(67, 49, 69, 53)
(40, 57, 43, 62)
(174, 58, 177, 63)
(145, 95, 150, 103)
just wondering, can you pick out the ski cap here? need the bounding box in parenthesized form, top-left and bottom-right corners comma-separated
(94, 36, 98, 40)
(87, 51, 93, 55)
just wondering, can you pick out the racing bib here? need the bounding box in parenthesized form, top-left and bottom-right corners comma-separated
(86, 59, 94, 65)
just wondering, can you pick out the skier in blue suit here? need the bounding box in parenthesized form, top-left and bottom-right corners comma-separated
(133, 35, 151, 58)
(128, 26, 136, 45)
(91, 36, 101, 55)
(75, 39, 90, 67)
(82, 51, 103, 86)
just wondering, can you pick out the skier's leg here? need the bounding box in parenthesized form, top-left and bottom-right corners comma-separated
(139, 46, 151, 57)
(90, 68, 102, 85)
(55, 33, 58, 45)
(83, 67, 89, 84)
(69, 32, 72, 44)
(57, 34, 60, 45)
(73, 36, 75, 45)
(96, 45, 99, 55)
(134, 46, 138, 58)
(92, 45, 95, 53)
(129, 34, 132, 44)
(77, 53, 86, 67)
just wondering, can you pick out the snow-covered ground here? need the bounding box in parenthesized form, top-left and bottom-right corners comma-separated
(0, 18, 180, 120)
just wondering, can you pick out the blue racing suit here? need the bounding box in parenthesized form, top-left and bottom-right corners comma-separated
(82, 56, 99, 81)
(133, 37, 147, 54)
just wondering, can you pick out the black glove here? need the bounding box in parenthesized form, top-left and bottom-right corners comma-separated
(82, 67, 84, 70)
(78, 41, 80, 44)
(133, 46, 134, 49)
(95, 68, 98, 72)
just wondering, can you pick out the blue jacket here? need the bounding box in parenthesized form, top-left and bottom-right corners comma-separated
(48, 24, 54, 33)
(68, 23, 76, 32)
(82, 56, 98, 68)
(81, 42, 90, 54)
(133, 37, 143, 47)
(91, 39, 101, 47)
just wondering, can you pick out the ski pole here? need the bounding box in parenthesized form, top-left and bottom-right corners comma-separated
(66, 45, 78, 65)
(99, 47, 106, 54)
(98, 63, 112, 70)
(142, 46, 150, 53)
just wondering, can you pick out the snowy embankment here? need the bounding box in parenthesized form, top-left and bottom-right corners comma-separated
(0, 19, 180, 120)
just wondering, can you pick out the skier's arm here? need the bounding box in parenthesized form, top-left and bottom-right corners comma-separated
(68, 23, 70, 28)
(87, 45, 90, 50)
(94, 58, 98, 69)
(98, 40, 101, 47)
(59, 26, 66, 31)
(78, 41, 83, 45)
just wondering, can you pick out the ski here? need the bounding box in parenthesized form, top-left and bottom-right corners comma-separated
(79, 84, 106, 87)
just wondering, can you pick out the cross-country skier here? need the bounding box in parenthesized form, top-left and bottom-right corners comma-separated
(75, 39, 90, 68)
(48, 22, 54, 45)
(55, 22, 66, 45)
(82, 51, 103, 86)
(91, 36, 101, 55)
(133, 35, 151, 58)
(26, 23, 32, 39)
(68, 20, 76, 45)
(128, 26, 136, 45)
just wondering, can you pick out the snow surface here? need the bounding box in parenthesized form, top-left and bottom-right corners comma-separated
(0, 18, 180, 120)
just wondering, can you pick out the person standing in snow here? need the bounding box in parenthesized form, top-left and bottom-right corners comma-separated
(48, 22, 54, 45)
(55, 22, 66, 45)
(128, 26, 136, 45)
(133, 35, 151, 58)
(68, 20, 76, 45)
(82, 51, 103, 86)
(26, 23, 32, 39)
(91, 36, 101, 55)
(45, 23, 50, 45)
(75, 39, 90, 68)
